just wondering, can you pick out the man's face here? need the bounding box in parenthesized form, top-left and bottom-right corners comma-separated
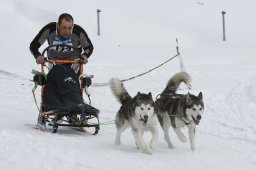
(58, 19, 73, 38)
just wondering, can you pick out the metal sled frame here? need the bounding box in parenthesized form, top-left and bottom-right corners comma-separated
(39, 58, 100, 134)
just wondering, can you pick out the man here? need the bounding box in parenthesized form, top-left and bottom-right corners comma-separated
(30, 13, 99, 129)
(30, 13, 93, 63)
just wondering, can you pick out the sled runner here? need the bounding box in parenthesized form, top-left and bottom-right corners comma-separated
(32, 44, 100, 134)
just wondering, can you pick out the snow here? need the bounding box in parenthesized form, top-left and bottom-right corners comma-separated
(1, 0, 256, 169)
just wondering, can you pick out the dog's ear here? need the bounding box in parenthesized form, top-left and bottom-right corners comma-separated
(136, 92, 141, 99)
(132, 100, 137, 111)
(198, 92, 203, 100)
(148, 92, 152, 98)
(186, 93, 191, 103)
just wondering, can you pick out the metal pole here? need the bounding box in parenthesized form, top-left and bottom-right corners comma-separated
(97, 9, 101, 36)
(222, 11, 226, 41)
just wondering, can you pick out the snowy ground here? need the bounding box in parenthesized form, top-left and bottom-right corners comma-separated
(0, 0, 256, 170)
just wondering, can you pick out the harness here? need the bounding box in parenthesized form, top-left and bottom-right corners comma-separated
(156, 92, 193, 126)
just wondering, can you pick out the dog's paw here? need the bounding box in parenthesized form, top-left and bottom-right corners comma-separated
(168, 144, 175, 149)
(150, 142, 157, 149)
(135, 142, 139, 149)
(190, 146, 196, 151)
(179, 135, 187, 143)
(142, 148, 152, 155)
(115, 140, 121, 145)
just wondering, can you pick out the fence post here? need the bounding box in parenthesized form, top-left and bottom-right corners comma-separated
(97, 9, 101, 36)
(222, 11, 226, 41)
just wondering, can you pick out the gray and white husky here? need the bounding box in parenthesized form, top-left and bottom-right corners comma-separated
(156, 72, 204, 151)
(110, 78, 158, 155)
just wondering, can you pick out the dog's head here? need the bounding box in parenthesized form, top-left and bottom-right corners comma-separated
(133, 92, 155, 124)
(184, 92, 204, 125)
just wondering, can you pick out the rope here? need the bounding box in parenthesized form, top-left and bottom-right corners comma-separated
(121, 53, 180, 83)
(92, 50, 180, 87)
(88, 120, 116, 125)
(32, 82, 40, 112)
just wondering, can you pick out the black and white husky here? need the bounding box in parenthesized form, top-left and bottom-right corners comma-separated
(110, 78, 158, 155)
(156, 72, 204, 151)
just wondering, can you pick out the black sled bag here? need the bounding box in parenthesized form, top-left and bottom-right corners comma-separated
(43, 64, 82, 112)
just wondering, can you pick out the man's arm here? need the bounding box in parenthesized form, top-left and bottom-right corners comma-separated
(73, 24, 94, 58)
(29, 22, 56, 59)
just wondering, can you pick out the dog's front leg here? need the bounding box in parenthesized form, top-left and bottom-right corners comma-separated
(188, 126, 196, 151)
(115, 128, 123, 145)
(149, 123, 158, 149)
(162, 124, 175, 149)
(115, 121, 128, 145)
(132, 129, 152, 155)
(173, 127, 187, 143)
(134, 130, 144, 149)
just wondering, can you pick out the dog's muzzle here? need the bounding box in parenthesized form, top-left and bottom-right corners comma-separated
(192, 115, 201, 125)
(139, 115, 148, 124)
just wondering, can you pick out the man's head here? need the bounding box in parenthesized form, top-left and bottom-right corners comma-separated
(57, 13, 74, 38)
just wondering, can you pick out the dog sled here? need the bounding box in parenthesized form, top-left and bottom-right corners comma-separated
(32, 44, 100, 134)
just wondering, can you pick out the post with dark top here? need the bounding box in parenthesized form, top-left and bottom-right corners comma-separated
(222, 11, 226, 41)
(97, 9, 101, 36)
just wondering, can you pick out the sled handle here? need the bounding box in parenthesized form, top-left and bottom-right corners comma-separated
(46, 59, 82, 64)
(41, 44, 83, 64)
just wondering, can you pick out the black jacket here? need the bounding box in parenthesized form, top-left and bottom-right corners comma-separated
(29, 22, 93, 59)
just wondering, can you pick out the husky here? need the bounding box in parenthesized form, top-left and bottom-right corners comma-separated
(110, 78, 158, 155)
(155, 72, 204, 151)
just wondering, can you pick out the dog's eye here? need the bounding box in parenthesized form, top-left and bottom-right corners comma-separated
(141, 108, 144, 110)
(148, 108, 151, 110)
(193, 108, 196, 111)
(199, 108, 202, 111)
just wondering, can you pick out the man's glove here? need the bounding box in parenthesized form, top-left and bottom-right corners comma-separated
(36, 55, 45, 64)
(81, 55, 88, 64)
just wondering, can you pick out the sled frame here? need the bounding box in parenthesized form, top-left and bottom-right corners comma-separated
(39, 59, 100, 134)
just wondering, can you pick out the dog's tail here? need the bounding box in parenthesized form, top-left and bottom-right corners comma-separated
(110, 78, 132, 105)
(162, 72, 192, 95)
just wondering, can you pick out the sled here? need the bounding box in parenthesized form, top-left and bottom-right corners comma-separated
(32, 44, 100, 134)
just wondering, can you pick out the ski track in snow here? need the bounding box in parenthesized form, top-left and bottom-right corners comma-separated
(205, 76, 256, 144)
